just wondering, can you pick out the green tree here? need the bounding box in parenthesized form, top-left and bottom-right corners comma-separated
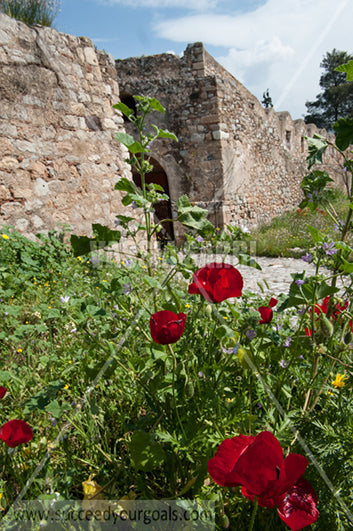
(305, 49, 353, 130)
(0, 0, 60, 27)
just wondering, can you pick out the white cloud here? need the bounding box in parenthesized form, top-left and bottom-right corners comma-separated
(154, 0, 353, 118)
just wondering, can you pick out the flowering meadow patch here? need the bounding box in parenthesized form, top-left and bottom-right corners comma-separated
(0, 93, 353, 529)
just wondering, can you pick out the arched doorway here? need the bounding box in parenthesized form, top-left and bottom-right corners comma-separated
(132, 158, 174, 245)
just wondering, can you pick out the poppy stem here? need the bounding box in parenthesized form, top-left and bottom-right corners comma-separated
(167, 344, 187, 442)
(248, 495, 258, 531)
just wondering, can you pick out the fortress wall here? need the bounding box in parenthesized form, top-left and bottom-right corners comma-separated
(0, 17, 347, 243)
(0, 13, 131, 238)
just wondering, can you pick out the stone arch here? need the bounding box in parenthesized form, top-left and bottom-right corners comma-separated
(132, 157, 175, 244)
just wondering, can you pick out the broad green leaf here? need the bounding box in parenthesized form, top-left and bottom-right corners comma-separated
(134, 95, 165, 114)
(92, 223, 121, 244)
(340, 258, 353, 273)
(130, 430, 165, 472)
(306, 134, 328, 169)
(22, 380, 64, 414)
(114, 177, 137, 194)
(115, 214, 134, 225)
(144, 276, 162, 289)
(316, 282, 339, 299)
(277, 295, 306, 311)
(335, 60, 353, 81)
(112, 102, 134, 119)
(152, 125, 178, 142)
(85, 305, 107, 317)
(306, 223, 324, 243)
(70, 235, 92, 257)
(333, 118, 353, 151)
(301, 170, 333, 193)
(114, 132, 144, 154)
(335, 241, 353, 252)
(46, 399, 70, 419)
(177, 195, 214, 235)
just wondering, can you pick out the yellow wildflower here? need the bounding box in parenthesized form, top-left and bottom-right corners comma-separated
(1, 234, 9, 240)
(331, 373, 348, 389)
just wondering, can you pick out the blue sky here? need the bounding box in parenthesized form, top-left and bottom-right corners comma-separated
(55, 0, 352, 120)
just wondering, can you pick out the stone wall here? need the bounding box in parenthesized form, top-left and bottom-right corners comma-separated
(0, 18, 348, 244)
(0, 13, 130, 238)
(116, 43, 347, 233)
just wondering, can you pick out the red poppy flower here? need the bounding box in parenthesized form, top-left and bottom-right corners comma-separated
(258, 297, 278, 324)
(276, 477, 319, 531)
(313, 296, 348, 318)
(208, 431, 318, 530)
(0, 419, 33, 448)
(150, 310, 187, 345)
(0, 387, 7, 399)
(188, 263, 243, 303)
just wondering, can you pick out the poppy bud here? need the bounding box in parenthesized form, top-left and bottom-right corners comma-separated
(205, 304, 212, 317)
(220, 514, 230, 528)
(344, 330, 352, 344)
(319, 315, 334, 337)
(184, 381, 194, 398)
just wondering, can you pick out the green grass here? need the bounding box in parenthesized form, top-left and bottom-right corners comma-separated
(251, 190, 351, 257)
(0, 0, 60, 27)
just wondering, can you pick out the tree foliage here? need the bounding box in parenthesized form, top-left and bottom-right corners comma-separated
(305, 49, 353, 131)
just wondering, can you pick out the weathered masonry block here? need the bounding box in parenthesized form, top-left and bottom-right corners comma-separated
(116, 42, 346, 240)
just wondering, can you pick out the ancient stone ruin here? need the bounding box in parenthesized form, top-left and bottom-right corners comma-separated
(0, 14, 346, 244)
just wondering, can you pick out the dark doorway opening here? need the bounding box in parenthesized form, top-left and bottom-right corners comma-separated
(132, 159, 174, 246)
(120, 93, 137, 122)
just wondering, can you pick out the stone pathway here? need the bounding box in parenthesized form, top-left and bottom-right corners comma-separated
(236, 256, 316, 296)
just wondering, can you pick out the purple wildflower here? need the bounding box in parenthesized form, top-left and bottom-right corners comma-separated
(246, 329, 256, 341)
(295, 279, 305, 286)
(60, 295, 70, 303)
(122, 282, 132, 295)
(323, 242, 336, 256)
(196, 235, 204, 243)
(284, 337, 292, 347)
(279, 359, 289, 368)
(302, 252, 312, 263)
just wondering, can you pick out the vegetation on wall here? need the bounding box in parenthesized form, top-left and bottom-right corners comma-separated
(0, 0, 60, 27)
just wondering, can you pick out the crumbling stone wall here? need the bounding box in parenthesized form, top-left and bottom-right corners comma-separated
(0, 13, 130, 238)
(116, 42, 346, 232)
